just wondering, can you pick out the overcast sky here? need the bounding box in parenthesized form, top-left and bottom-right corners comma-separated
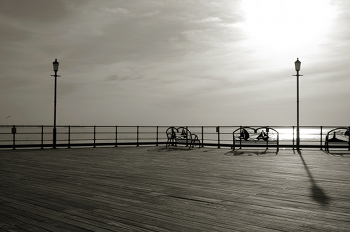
(1, 0, 349, 126)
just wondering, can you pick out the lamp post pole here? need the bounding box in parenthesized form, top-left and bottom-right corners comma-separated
(51, 59, 60, 149)
(293, 58, 303, 150)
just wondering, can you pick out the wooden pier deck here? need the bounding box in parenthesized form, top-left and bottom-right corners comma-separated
(0, 146, 349, 231)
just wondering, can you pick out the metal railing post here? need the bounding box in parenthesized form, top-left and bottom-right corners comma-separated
(12, 125, 16, 150)
(68, 125, 71, 148)
(320, 126, 323, 150)
(115, 126, 118, 147)
(239, 126, 242, 149)
(93, 125, 96, 148)
(201, 126, 204, 147)
(266, 126, 269, 149)
(292, 126, 295, 150)
(156, 126, 159, 146)
(232, 131, 235, 150)
(348, 126, 350, 151)
(137, 126, 139, 147)
(217, 126, 220, 148)
(185, 126, 189, 147)
(41, 125, 44, 149)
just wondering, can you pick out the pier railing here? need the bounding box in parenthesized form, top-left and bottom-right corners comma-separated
(0, 125, 349, 150)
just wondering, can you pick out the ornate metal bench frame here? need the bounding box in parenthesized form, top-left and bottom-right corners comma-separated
(232, 126, 279, 151)
(166, 127, 200, 149)
(325, 127, 350, 151)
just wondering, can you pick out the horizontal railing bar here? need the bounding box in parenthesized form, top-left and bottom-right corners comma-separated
(0, 142, 167, 149)
(0, 125, 346, 127)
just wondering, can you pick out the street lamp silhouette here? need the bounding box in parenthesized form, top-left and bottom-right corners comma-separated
(51, 59, 60, 149)
(293, 58, 303, 150)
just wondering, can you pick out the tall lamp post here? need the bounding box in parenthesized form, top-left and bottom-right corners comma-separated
(51, 59, 60, 149)
(293, 58, 303, 150)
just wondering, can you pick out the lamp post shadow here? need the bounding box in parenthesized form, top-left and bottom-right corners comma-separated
(296, 150, 331, 206)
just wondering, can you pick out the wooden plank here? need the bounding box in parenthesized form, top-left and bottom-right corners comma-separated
(0, 147, 350, 231)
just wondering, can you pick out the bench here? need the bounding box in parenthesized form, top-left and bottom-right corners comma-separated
(166, 127, 200, 149)
(232, 126, 279, 151)
(325, 127, 350, 151)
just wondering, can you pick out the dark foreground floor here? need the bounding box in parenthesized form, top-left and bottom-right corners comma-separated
(0, 146, 349, 232)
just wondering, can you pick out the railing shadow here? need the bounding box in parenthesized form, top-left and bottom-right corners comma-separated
(323, 150, 350, 157)
(228, 148, 279, 156)
(295, 150, 330, 206)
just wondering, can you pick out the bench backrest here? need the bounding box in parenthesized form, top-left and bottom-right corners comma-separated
(326, 127, 349, 142)
(166, 127, 192, 139)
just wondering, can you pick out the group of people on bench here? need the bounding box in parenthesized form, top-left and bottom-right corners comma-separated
(239, 128, 269, 141)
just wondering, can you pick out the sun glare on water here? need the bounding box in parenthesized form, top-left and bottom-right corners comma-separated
(238, 0, 336, 62)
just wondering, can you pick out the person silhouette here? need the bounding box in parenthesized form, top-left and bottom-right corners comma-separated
(239, 128, 250, 141)
(256, 130, 268, 141)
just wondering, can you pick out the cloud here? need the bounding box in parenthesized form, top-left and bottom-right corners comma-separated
(104, 7, 130, 15)
(194, 16, 222, 23)
(0, 0, 65, 22)
(106, 74, 143, 82)
(1, 0, 350, 126)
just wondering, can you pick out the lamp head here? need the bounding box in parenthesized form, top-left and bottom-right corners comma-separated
(294, 58, 301, 71)
(53, 58, 59, 72)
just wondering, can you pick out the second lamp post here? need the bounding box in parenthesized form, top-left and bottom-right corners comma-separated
(293, 58, 302, 150)
(52, 59, 60, 149)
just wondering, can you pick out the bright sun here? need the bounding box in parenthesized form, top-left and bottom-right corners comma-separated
(238, 0, 336, 62)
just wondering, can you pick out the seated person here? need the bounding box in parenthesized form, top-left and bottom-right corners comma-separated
(255, 130, 268, 141)
(239, 128, 250, 141)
